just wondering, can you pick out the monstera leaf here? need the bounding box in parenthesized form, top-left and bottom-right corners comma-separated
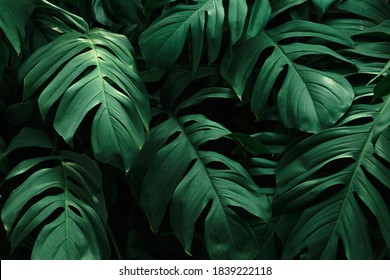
(221, 20, 355, 132)
(1, 128, 109, 259)
(312, 0, 337, 18)
(19, 27, 149, 172)
(337, 0, 390, 23)
(131, 88, 271, 259)
(139, 0, 267, 72)
(92, 0, 143, 26)
(0, 0, 34, 53)
(374, 65, 390, 100)
(269, 0, 306, 18)
(274, 85, 390, 259)
(32, 0, 89, 37)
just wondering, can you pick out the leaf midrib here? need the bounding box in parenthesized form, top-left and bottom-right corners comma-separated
(171, 113, 235, 243)
(61, 161, 71, 257)
(322, 95, 390, 257)
(149, 0, 219, 55)
(87, 34, 121, 156)
(262, 31, 320, 123)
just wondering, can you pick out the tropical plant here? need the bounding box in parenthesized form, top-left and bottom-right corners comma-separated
(0, 0, 389, 260)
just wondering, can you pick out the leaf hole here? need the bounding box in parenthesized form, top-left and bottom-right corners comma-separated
(183, 158, 198, 176)
(164, 131, 182, 146)
(251, 173, 276, 189)
(360, 163, 390, 213)
(169, 76, 218, 113)
(360, 163, 385, 191)
(68, 205, 82, 217)
(103, 77, 127, 94)
(5, 152, 58, 174)
(314, 157, 355, 179)
(272, 64, 288, 96)
(352, 187, 378, 227)
(353, 183, 390, 259)
(205, 160, 229, 170)
(256, 46, 275, 70)
(304, 184, 346, 210)
(341, 116, 374, 126)
(7, 182, 63, 233)
(336, 238, 347, 259)
(182, 119, 197, 129)
(199, 137, 236, 157)
(66, 176, 83, 190)
(191, 199, 213, 254)
(373, 153, 390, 173)
(295, 247, 308, 260)
(354, 95, 378, 105)
(95, 44, 117, 58)
(9, 195, 63, 244)
(149, 112, 169, 128)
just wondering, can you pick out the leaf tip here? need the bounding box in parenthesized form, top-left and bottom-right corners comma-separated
(184, 250, 192, 256)
(150, 225, 157, 234)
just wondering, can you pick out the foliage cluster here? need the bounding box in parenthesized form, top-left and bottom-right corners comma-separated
(1, 0, 390, 259)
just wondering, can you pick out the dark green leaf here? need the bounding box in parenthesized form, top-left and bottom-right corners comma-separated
(312, 0, 337, 19)
(246, 0, 271, 38)
(374, 74, 390, 100)
(221, 20, 354, 132)
(228, 133, 270, 155)
(19, 29, 150, 172)
(32, 0, 89, 36)
(134, 113, 270, 259)
(324, 19, 376, 36)
(4, 101, 35, 126)
(274, 86, 390, 259)
(337, 0, 390, 23)
(144, 0, 177, 10)
(139, 0, 248, 72)
(0, 0, 34, 53)
(2, 150, 109, 259)
(0, 128, 53, 164)
(92, 0, 144, 26)
(270, 0, 306, 18)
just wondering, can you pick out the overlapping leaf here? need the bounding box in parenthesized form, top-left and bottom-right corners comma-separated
(374, 60, 390, 100)
(1, 128, 109, 259)
(312, 0, 337, 19)
(144, 0, 177, 10)
(337, 0, 390, 23)
(274, 85, 390, 259)
(346, 20, 390, 66)
(19, 28, 149, 172)
(221, 20, 355, 132)
(270, 0, 305, 18)
(139, 0, 254, 72)
(0, 0, 34, 53)
(92, 0, 143, 26)
(32, 0, 89, 38)
(246, 0, 271, 38)
(131, 88, 271, 259)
